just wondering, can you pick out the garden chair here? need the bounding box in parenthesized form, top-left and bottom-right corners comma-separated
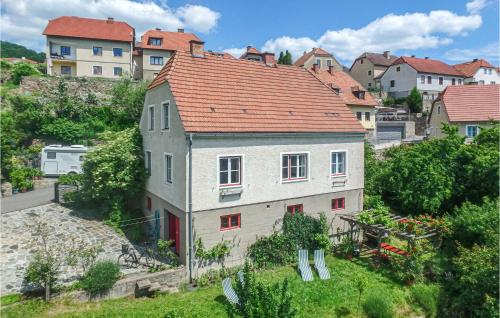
(298, 249, 314, 282)
(222, 277, 239, 304)
(314, 249, 331, 280)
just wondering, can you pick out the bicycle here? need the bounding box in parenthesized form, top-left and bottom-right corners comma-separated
(117, 244, 154, 269)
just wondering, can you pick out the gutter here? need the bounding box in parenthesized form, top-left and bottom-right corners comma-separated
(187, 133, 194, 283)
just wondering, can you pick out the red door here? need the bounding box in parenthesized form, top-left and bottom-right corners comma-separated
(168, 212, 180, 254)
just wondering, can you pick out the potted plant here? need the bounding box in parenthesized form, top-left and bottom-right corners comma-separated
(337, 237, 357, 260)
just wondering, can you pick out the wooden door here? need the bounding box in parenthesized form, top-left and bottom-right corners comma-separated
(168, 212, 180, 254)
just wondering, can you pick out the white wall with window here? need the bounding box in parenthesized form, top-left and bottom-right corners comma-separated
(218, 156, 242, 187)
(161, 101, 170, 130)
(465, 125, 479, 138)
(164, 153, 173, 184)
(148, 105, 155, 131)
(281, 153, 308, 182)
(331, 151, 347, 176)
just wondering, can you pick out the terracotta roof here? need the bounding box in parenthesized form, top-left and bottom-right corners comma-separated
(394, 56, 464, 76)
(207, 51, 235, 59)
(43, 16, 134, 42)
(438, 84, 500, 122)
(310, 69, 378, 107)
(294, 48, 333, 66)
(149, 51, 365, 133)
(139, 29, 201, 51)
(239, 46, 262, 59)
(453, 59, 496, 77)
(1, 58, 39, 64)
(353, 52, 398, 68)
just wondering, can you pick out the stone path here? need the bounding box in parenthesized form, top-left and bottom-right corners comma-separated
(0, 203, 144, 294)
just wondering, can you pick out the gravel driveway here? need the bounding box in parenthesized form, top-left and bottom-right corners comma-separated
(0, 203, 143, 295)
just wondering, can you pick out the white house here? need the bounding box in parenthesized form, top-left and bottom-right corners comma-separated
(428, 84, 499, 139)
(380, 56, 465, 111)
(453, 59, 500, 85)
(139, 41, 366, 280)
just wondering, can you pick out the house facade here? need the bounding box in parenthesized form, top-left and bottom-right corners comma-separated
(310, 65, 378, 137)
(140, 42, 366, 278)
(428, 84, 499, 139)
(294, 48, 343, 71)
(133, 28, 201, 80)
(453, 59, 500, 85)
(380, 56, 465, 111)
(43, 16, 134, 78)
(349, 51, 398, 89)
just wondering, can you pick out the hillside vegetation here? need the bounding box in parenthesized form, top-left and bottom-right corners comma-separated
(1, 41, 46, 63)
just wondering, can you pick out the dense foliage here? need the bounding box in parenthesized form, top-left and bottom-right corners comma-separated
(231, 262, 296, 318)
(277, 50, 293, 65)
(1, 41, 46, 63)
(80, 261, 121, 296)
(406, 87, 423, 113)
(248, 212, 329, 268)
(11, 62, 42, 84)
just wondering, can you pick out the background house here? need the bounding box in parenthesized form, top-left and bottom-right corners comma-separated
(310, 65, 378, 137)
(380, 56, 465, 111)
(349, 51, 398, 90)
(140, 41, 365, 274)
(239, 46, 276, 64)
(294, 48, 343, 71)
(43, 16, 134, 78)
(133, 28, 201, 80)
(453, 59, 500, 85)
(428, 84, 500, 139)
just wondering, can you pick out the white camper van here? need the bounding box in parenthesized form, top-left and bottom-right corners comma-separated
(40, 145, 88, 176)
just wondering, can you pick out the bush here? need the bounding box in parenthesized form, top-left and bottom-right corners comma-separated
(80, 261, 120, 296)
(406, 87, 423, 113)
(11, 62, 41, 84)
(24, 253, 59, 296)
(10, 166, 33, 190)
(363, 291, 395, 318)
(411, 283, 440, 318)
(248, 233, 295, 268)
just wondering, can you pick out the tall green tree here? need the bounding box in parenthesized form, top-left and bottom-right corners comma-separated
(284, 50, 293, 65)
(278, 51, 285, 64)
(406, 87, 423, 113)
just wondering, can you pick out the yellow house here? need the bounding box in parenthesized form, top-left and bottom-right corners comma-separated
(310, 65, 379, 137)
(428, 84, 499, 139)
(43, 16, 135, 78)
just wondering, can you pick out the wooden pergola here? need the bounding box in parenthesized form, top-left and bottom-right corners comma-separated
(340, 213, 440, 256)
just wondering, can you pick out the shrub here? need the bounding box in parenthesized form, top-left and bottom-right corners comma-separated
(411, 283, 440, 318)
(24, 253, 59, 298)
(248, 233, 295, 268)
(282, 212, 328, 250)
(11, 62, 41, 84)
(10, 166, 33, 190)
(80, 261, 120, 296)
(406, 87, 423, 113)
(363, 290, 395, 318)
(58, 173, 83, 186)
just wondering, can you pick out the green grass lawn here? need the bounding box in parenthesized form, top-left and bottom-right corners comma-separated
(1, 255, 424, 318)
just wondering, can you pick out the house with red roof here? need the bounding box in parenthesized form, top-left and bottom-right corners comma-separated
(309, 64, 378, 137)
(134, 28, 202, 80)
(380, 56, 466, 111)
(294, 48, 343, 72)
(349, 51, 398, 90)
(428, 84, 499, 139)
(140, 41, 366, 274)
(453, 59, 500, 85)
(43, 16, 135, 78)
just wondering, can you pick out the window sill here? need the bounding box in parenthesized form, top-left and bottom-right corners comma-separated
(331, 174, 347, 178)
(331, 208, 345, 212)
(220, 226, 241, 232)
(219, 184, 242, 189)
(281, 178, 309, 184)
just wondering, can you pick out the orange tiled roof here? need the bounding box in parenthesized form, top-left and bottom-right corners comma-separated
(453, 59, 495, 77)
(43, 16, 134, 42)
(1, 58, 39, 64)
(352, 52, 398, 68)
(439, 84, 500, 122)
(394, 56, 464, 76)
(139, 29, 201, 51)
(149, 51, 365, 133)
(310, 69, 378, 107)
(294, 48, 332, 66)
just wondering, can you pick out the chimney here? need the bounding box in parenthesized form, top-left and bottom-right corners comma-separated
(155, 27, 161, 31)
(262, 52, 276, 66)
(383, 50, 390, 59)
(473, 58, 478, 62)
(107, 17, 114, 23)
(328, 65, 335, 74)
(424, 57, 429, 59)
(411, 55, 416, 58)
(312, 63, 320, 73)
(177, 28, 184, 33)
(189, 40, 205, 58)
(247, 46, 252, 51)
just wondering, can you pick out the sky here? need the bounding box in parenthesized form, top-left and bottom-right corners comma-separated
(1, 0, 498, 66)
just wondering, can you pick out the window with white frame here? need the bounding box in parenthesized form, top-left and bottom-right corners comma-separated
(148, 106, 155, 131)
(331, 151, 346, 176)
(162, 101, 170, 130)
(466, 125, 479, 138)
(145, 151, 151, 176)
(113, 48, 123, 57)
(326, 60, 332, 67)
(93, 66, 102, 75)
(150, 56, 163, 65)
(219, 156, 241, 187)
(315, 59, 321, 68)
(164, 154, 172, 184)
(282, 153, 308, 181)
(421, 75, 425, 84)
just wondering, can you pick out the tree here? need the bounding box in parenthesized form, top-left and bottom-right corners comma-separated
(278, 51, 285, 64)
(406, 87, 423, 113)
(0, 41, 46, 63)
(110, 78, 148, 129)
(277, 50, 292, 65)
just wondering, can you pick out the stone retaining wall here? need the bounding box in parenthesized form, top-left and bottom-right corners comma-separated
(60, 267, 186, 302)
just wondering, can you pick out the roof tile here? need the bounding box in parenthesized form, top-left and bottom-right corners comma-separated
(394, 56, 464, 76)
(440, 84, 500, 122)
(453, 59, 495, 77)
(139, 29, 201, 51)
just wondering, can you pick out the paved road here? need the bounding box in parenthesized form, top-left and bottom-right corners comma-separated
(1, 186, 54, 213)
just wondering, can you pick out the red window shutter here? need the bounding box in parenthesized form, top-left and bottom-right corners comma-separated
(147, 196, 152, 211)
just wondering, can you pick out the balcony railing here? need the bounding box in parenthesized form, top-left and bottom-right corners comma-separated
(50, 53, 77, 61)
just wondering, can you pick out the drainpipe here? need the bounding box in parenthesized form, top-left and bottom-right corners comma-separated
(187, 133, 194, 283)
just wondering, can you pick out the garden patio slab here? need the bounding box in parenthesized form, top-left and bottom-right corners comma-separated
(0, 203, 144, 294)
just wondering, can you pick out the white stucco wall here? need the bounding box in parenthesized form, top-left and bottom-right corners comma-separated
(190, 134, 365, 212)
(380, 63, 417, 94)
(304, 55, 343, 71)
(140, 83, 188, 212)
(142, 49, 173, 80)
(416, 73, 463, 92)
(468, 67, 500, 84)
